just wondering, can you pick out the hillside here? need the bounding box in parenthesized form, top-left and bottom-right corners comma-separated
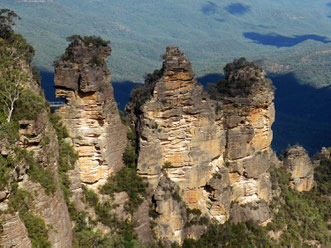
(0, 0, 330, 87)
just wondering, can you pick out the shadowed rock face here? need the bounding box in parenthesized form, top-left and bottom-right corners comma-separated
(127, 48, 278, 244)
(55, 38, 111, 93)
(54, 37, 127, 190)
(280, 145, 314, 192)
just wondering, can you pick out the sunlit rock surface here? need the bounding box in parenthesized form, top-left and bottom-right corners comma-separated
(127, 48, 278, 243)
(54, 37, 127, 190)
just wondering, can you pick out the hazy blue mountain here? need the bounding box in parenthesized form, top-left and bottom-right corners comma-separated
(1, 0, 331, 87)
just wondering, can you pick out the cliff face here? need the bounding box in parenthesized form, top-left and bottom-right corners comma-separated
(17, 114, 73, 247)
(127, 47, 227, 243)
(280, 146, 314, 192)
(54, 37, 127, 191)
(127, 48, 278, 244)
(0, 63, 72, 247)
(1, 214, 32, 248)
(216, 59, 278, 224)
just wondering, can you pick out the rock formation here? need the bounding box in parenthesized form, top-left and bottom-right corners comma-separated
(213, 58, 278, 224)
(0, 214, 32, 248)
(280, 145, 314, 192)
(54, 36, 127, 191)
(0, 61, 73, 247)
(1, 36, 322, 246)
(127, 48, 278, 244)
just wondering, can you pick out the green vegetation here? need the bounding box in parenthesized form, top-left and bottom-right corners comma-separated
(81, 186, 143, 248)
(101, 167, 148, 214)
(182, 220, 273, 248)
(313, 155, 331, 195)
(2, 0, 331, 88)
(20, 213, 51, 248)
(0, 146, 56, 196)
(181, 161, 331, 247)
(267, 166, 330, 246)
(0, 12, 55, 246)
(66, 35, 110, 48)
(0, 112, 19, 143)
(14, 148, 56, 195)
(90, 55, 105, 67)
(122, 129, 138, 168)
(0, 155, 11, 191)
(185, 208, 209, 228)
(129, 85, 152, 111)
(12, 88, 45, 121)
(101, 117, 148, 214)
(0, 8, 43, 136)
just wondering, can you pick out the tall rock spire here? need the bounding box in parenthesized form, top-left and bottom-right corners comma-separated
(54, 36, 127, 190)
(128, 50, 278, 245)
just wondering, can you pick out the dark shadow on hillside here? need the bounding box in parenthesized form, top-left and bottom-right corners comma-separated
(225, 3, 250, 15)
(270, 73, 331, 155)
(201, 2, 217, 15)
(197, 73, 223, 87)
(40, 71, 59, 102)
(243, 32, 331, 47)
(113, 81, 141, 111)
(215, 18, 226, 23)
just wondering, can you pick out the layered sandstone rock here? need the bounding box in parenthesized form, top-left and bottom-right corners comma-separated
(0, 214, 32, 248)
(127, 47, 228, 240)
(18, 113, 73, 248)
(210, 58, 280, 225)
(280, 145, 314, 192)
(128, 49, 277, 244)
(1, 70, 73, 247)
(54, 37, 127, 190)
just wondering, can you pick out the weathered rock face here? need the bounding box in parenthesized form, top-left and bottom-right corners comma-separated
(212, 58, 278, 224)
(55, 37, 127, 190)
(128, 49, 277, 244)
(0, 214, 32, 248)
(280, 146, 314, 192)
(18, 113, 73, 248)
(1, 70, 73, 247)
(153, 175, 187, 244)
(127, 47, 228, 243)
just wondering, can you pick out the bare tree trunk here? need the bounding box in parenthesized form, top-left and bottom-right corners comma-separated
(0, 77, 21, 123)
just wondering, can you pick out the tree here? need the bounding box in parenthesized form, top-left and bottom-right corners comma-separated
(0, 67, 27, 122)
(0, 9, 20, 40)
(0, 9, 34, 123)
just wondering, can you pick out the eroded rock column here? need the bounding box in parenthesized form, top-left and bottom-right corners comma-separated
(54, 37, 127, 190)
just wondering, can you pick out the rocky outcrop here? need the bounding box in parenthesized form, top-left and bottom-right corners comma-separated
(153, 175, 187, 244)
(0, 64, 73, 247)
(0, 214, 32, 248)
(213, 58, 278, 223)
(54, 37, 127, 190)
(18, 113, 73, 248)
(127, 48, 277, 244)
(280, 145, 314, 192)
(127, 47, 228, 243)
